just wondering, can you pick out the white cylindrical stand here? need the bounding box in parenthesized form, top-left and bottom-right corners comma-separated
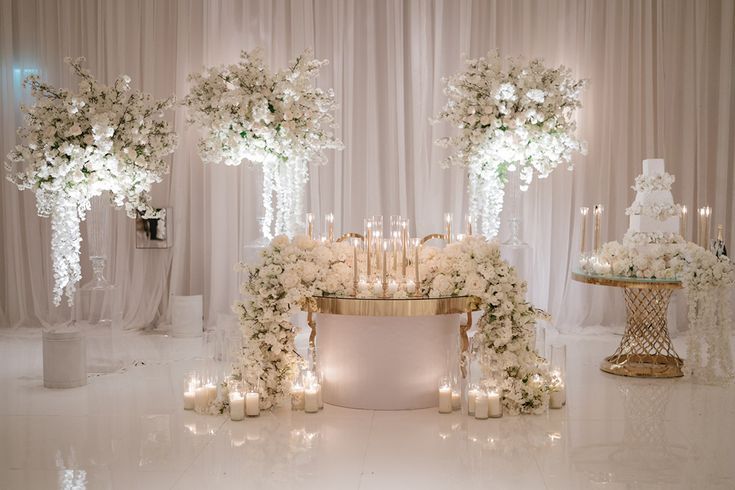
(171, 295, 203, 338)
(43, 329, 87, 388)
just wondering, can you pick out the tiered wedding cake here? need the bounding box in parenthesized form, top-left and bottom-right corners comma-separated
(624, 158, 682, 244)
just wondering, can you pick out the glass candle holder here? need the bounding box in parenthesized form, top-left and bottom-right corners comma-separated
(438, 376, 452, 414)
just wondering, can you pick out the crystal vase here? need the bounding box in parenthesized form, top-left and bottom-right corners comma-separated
(81, 194, 113, 291)
(502, 168, 527, 247)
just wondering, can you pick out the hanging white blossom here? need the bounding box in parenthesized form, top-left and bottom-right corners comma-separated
(5, 58, 177, 306)
(436, 51, 587, 238)
(185, 48, 343, 239)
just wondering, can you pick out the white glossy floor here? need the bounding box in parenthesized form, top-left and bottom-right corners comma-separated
(1, 326, 734, 490)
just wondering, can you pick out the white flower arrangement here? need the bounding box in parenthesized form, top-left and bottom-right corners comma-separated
(228, 235, 550, 414)
(632, 172, 675, 192)
(5, 58, 177, 305)
(625, 201, 682, 220)
(185, 49, 343, 239)
(436, 51, 587, 237)
(580, 239, 734, 383)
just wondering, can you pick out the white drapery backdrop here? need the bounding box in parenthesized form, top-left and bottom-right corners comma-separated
(1, 0, 733, 330)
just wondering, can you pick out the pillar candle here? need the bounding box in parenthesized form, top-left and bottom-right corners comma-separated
(245, 392, 260, 416)
(291, 385, 305, 411)
(183, 390, 195, 410)
(194, 386, 208, 412)
(580, 207, 589, 253)
(304, 386, 319, 413)
(487, 391, 502, 418)
(205, 383, 217, 405)
(406, 279, 416, 295)
(438, 386, 453, 414)
(474, 392, 489, 419)
(451, 390, 461, 411)
(549, 390, 563, 409)
(467, 387, 480, 415)
(229, 392, 245, 421)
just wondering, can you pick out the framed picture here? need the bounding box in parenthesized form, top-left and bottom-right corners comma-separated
(135, 208, 172, 249)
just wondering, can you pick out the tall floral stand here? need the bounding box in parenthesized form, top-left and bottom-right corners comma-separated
(572, 271, 684, 378)
(75, 194, 123, 373)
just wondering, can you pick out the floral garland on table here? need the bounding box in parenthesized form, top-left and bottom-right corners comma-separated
(226, 235, 551, 414)
(185, 49, 343, 239)
(436, 51, 587, 238)
(5, 58, 177, 305)
(581, 234, 735, 384)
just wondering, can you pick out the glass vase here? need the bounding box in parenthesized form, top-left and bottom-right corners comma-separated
(502, 167, 527, 247)
(81, 193, 113, 291)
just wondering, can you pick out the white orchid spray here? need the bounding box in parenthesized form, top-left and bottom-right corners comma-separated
(185, 48, 343, 239)
(5, 57, 177, 305)
(437, 51, 587, 238)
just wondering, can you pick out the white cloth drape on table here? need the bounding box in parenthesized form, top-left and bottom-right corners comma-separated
(1, 0, 733, 331)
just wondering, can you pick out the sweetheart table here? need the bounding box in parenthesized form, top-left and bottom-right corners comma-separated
(303, 296, 479, 410)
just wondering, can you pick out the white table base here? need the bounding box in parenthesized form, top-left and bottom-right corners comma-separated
(316, 313, 460, 410)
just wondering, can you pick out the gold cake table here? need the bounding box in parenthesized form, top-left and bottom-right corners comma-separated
(572, 271, 684, 378)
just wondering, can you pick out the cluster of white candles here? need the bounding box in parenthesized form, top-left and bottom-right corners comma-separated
(290, 370, 324, 413)
(182, 373, 261, 420)
(228, 382, 261, 421)
(183, 374, 219, 413)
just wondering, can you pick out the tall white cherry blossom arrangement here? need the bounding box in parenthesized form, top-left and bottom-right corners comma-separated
(185, 49, 343, 240)
(5, 58, 177, 306)
(437, 51, 587, 238)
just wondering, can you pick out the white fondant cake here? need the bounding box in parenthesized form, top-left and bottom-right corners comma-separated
(625, 158, 682, 238)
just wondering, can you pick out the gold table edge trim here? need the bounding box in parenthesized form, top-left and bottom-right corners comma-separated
(571, 271, 682, 290)
(311, 296, 480, 317)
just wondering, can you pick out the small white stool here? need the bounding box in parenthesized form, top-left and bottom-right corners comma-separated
(171, 295, 203, 338)
(43, 328, 87, 388)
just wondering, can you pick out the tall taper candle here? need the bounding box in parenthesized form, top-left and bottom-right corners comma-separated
(580, 207, 589, 253)
(401, 221, 408, 278)
(352, 239, 359, 294)
(593, 205, 603, 251)
(413, 238, 420, 287)
(366, 221, 373, 278)
(325, 213, 334, 242)
(444, 213, 453, 243)
(392, 231, 398, 272)
(306, 213, 314, 239)
(680, 206, 687, 241)
(465, 214, 473, 236)
(382, 240, 388, 296)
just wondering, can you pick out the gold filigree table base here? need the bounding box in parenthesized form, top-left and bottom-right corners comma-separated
(572, 272, 683, 379)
